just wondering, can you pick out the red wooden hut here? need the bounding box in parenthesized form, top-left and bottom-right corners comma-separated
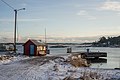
(23, 39, 48, 56)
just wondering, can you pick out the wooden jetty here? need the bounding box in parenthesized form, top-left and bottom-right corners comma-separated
(69, 52, 107, 63)
(67, 48, 107, 58)
(70, 52, 107, 58)
(67, 47, 107, 63)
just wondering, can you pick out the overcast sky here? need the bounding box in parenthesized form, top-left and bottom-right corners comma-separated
(0, 0, 120, 43)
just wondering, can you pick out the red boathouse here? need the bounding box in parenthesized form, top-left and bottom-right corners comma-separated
(23, 39, 48, 56)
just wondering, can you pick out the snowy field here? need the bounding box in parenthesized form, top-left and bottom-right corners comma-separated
(0, 53, 120, 80)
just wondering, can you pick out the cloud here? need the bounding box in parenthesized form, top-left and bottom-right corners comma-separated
(0, 18, 48, 22)
(0, 37, 13, 43)
(20, 3, 27, 7)
(0, 33, 98, 43)
(77, 10, 87, 16)
(100, 0, 120, 11)
(74, 4, 81, 8)
(1, 33, 120, 43)
(24, 36, 99, 43)
(18, 18, 48, 22)
(0, 32, 13, 43)
(0, 32, 13, 37)
(117, 12, 120, 16)
(0, 19, 13, 22)
(77, 10, 96, 20)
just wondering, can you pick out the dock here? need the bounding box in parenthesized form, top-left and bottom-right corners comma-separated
(69, 51, 107, 63)
(67, 48, 107, 58)
(70, 52, 107, 58)
(67, 47, 107, 63)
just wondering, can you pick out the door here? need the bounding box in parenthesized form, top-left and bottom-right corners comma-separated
(30, 45, 34, 56)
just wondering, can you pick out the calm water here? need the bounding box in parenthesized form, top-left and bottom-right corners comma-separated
(16, 45, 120, 69)
(49, 47, 120, 69)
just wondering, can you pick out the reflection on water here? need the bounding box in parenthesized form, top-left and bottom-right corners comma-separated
(49, 47, 120, 69)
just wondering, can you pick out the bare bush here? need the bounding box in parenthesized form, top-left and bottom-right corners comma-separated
(68, 54, 90, 67)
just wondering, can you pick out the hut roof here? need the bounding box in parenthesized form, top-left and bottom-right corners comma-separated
(23, 39, 46, 46)
(30, 39, 46, 46)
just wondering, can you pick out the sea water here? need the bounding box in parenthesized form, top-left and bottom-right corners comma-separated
(16, 45, 120, 69)
(49, 46, 120, 69)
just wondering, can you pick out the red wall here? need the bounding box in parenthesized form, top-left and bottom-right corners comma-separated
(24, 40, 37, 56)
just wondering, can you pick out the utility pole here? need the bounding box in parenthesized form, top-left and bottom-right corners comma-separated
(14, 8, 25, 53)
(14, 10, 17, 53)
(45, 28, 46, 44)
(1, 0, 25, 53)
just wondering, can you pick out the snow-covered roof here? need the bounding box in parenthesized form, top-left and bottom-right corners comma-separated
(31, 39, 46, 46)
(24, 39, 46, 46)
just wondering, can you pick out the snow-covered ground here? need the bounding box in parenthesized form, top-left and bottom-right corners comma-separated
(0, 53, 30, 65)
(0, 54, 120, 80)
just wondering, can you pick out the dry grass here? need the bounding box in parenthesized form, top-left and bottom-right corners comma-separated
(68, 54, 90, 67)
(0, 55, 13, 61)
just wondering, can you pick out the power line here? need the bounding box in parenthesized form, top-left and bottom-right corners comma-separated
(1, 0, 14, 10)
(1, 0, 25, 53)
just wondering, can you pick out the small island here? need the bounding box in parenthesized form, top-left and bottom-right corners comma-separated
(92, 36, 120, 47)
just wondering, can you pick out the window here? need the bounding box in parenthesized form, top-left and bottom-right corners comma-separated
(43, 46, 46, 50)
